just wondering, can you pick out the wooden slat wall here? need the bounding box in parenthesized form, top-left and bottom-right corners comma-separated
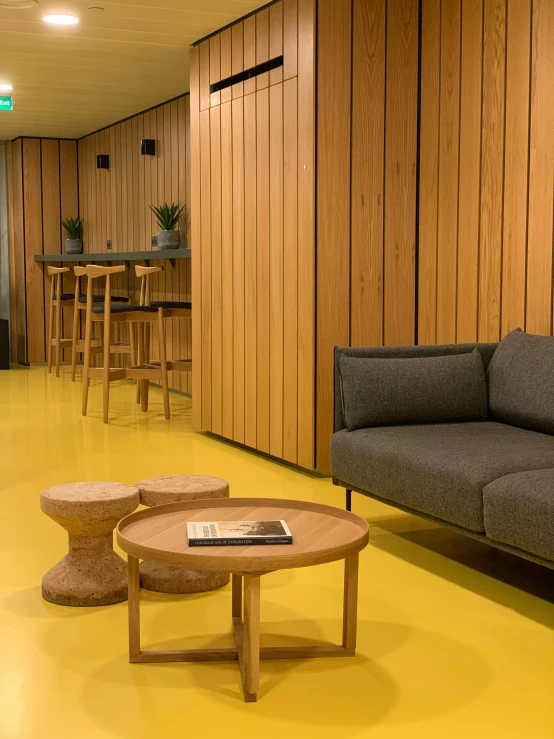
(6, 138, 79, 364)
(419, 0, 554, 345)
(316, 0, 419, 469)
(191, 0, 316, 468)
(78, 96, 192, 393)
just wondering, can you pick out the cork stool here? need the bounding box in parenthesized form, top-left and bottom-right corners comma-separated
(41, 482, 140, 607)
(136, 475, 230, 594)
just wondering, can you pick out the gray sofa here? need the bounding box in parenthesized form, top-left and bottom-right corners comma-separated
(331, 330, 554, 569)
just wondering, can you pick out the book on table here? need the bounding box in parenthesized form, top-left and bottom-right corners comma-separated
(187, 520, 293, 546)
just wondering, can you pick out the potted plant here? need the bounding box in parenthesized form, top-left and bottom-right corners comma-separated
(150, 202, 185, 250)
(62, 217, 83, 254)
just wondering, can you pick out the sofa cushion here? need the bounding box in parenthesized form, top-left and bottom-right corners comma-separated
(483, 469, 554, 561)
(331, 422, 554, 532)
(338, 350, 488, 431)
(488, 329, 554, 434)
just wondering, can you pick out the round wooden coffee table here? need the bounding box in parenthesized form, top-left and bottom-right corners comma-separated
(117, 498, 369, 702)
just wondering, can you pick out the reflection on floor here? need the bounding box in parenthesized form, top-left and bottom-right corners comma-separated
(0, 367, 553, 739)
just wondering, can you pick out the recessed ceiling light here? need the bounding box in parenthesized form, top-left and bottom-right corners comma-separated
(43, 14, 81, 25)
(0, 83, 13, 92)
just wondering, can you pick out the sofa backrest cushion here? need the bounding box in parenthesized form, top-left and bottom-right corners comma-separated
(488, 329, 554, 434)
(338, 349, 488, 431)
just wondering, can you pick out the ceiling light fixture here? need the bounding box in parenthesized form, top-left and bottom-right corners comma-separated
(0, 83, 13, 93)
(0, 1, 38, 8)
(43, 14, 81, 25)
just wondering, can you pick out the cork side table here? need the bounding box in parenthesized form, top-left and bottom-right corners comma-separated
(135, 474, 230, 594)
(117, 497, 369, 702)
(41, 481, 140, 607)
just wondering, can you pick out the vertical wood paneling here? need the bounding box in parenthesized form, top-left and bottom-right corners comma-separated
(256, 87, 270, 454)
(200, 108, 212, 428)
(418, 0, 440, 345)
(501, 0, 530, 335)
(210, 106, 223, 436)
(283, 77, 298, 464)
(316, 0, 352, 470)
(351, 0, 385, 347)
(384, 0, 418, 346)
(478, 0, 506, 342)
(232, 97, 245, 443)
(6, 142, 17, 361)
(10, 140, 26, 363)
(23, 139, 45, 363)
(256, 8, 270, 90)
(243, 93, 258, 449)
(456, 0, 483, 343)
(191, 47, 202, 424)
(221, 101, 234, 439)
(297, 0, 315, 468)
(526, 0, 554, 335)
(199, 40, 211, 111)
(41, 140, 61, 349)
(269, 83, 284, 458)
(210, 35, 221, 107)
(232, 23, 245, 98)
(283, 0, 298, 80)
(244, 16, 257, 95)
(269, 2, 284, 85)
(220, 29, 232, 104)
(436, 0, 460, 344)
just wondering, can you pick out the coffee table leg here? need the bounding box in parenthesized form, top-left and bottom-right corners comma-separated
(342, 553, 359, 652)
(232, 574, 242, 619)
(128, 555, 141, 661)
(242, 575, 260, 702)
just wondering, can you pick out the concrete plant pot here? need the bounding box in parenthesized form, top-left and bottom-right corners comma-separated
(157, 230, 181, 250)
(65, 238, 83, 254)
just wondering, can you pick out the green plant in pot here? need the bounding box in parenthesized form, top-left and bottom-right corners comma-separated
(150, 202, 185, 250)
(62, 217, 83, 254)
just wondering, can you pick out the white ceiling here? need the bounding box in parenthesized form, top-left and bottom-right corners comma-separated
(0, 0, 264, 140)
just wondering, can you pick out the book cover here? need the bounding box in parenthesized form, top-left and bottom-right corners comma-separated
(187, 520, 293, 546)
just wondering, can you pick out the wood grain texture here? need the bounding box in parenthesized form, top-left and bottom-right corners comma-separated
(269, 83, 284, 458)
(456, 0, 483, 343)
(283, 77, 298, 464)
(418, 0, 440, 345)
(244, 16, 257, 96)
(436, 0, 460, 344)
(351, 0, 385, 347)
(199, 40, 211, 111)
(526, 0, 554, 335)
(23, 138, 45, 363)
(384, 0, 418, 347)
(210, 106, 223, 436)
(297, 0, 315, 469)
(269, 1, 284, 85)
(243, 93, 258, 449)
(232, 23, 245, 99)
(256, 87, 270, 454)
(502, 0, 530, 335)
(478, 0, 506, 342)
(200, 107, 212, 428)
(221, 101, 234, 439)
(316, 0, 352, 471)
(283, 0, 298, 80)
(256, 8, 270, 90)
(232, 98, 245, 443)
(191, 46, 202, 421)
(210, 35, 221, 107)
(220, 29, 233, 104)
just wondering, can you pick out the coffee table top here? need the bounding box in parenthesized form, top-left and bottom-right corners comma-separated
(117, 498, 369, 572)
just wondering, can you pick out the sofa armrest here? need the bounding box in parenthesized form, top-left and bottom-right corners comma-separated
(333, 342, 498, 433)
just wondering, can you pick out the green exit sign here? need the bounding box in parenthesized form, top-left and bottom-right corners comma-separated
(0, 95, 14, 111)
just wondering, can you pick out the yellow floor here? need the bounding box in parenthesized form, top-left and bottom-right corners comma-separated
(0, 367, 553, 739)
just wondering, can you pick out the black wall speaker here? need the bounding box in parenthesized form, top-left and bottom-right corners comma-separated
(96, 154, 110, 169)
(141, 139, 156, 156)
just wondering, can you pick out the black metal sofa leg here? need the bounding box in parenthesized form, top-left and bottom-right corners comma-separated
(346, 489, 352, 512)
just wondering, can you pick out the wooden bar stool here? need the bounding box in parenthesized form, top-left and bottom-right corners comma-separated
(70, 266, 131, 382)
(135, 265, 192, 409)
(81, 265, 170, 423)
(47, 266, 74, 377)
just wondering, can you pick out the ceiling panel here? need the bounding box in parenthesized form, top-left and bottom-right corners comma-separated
(0, 0, 265, 139)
